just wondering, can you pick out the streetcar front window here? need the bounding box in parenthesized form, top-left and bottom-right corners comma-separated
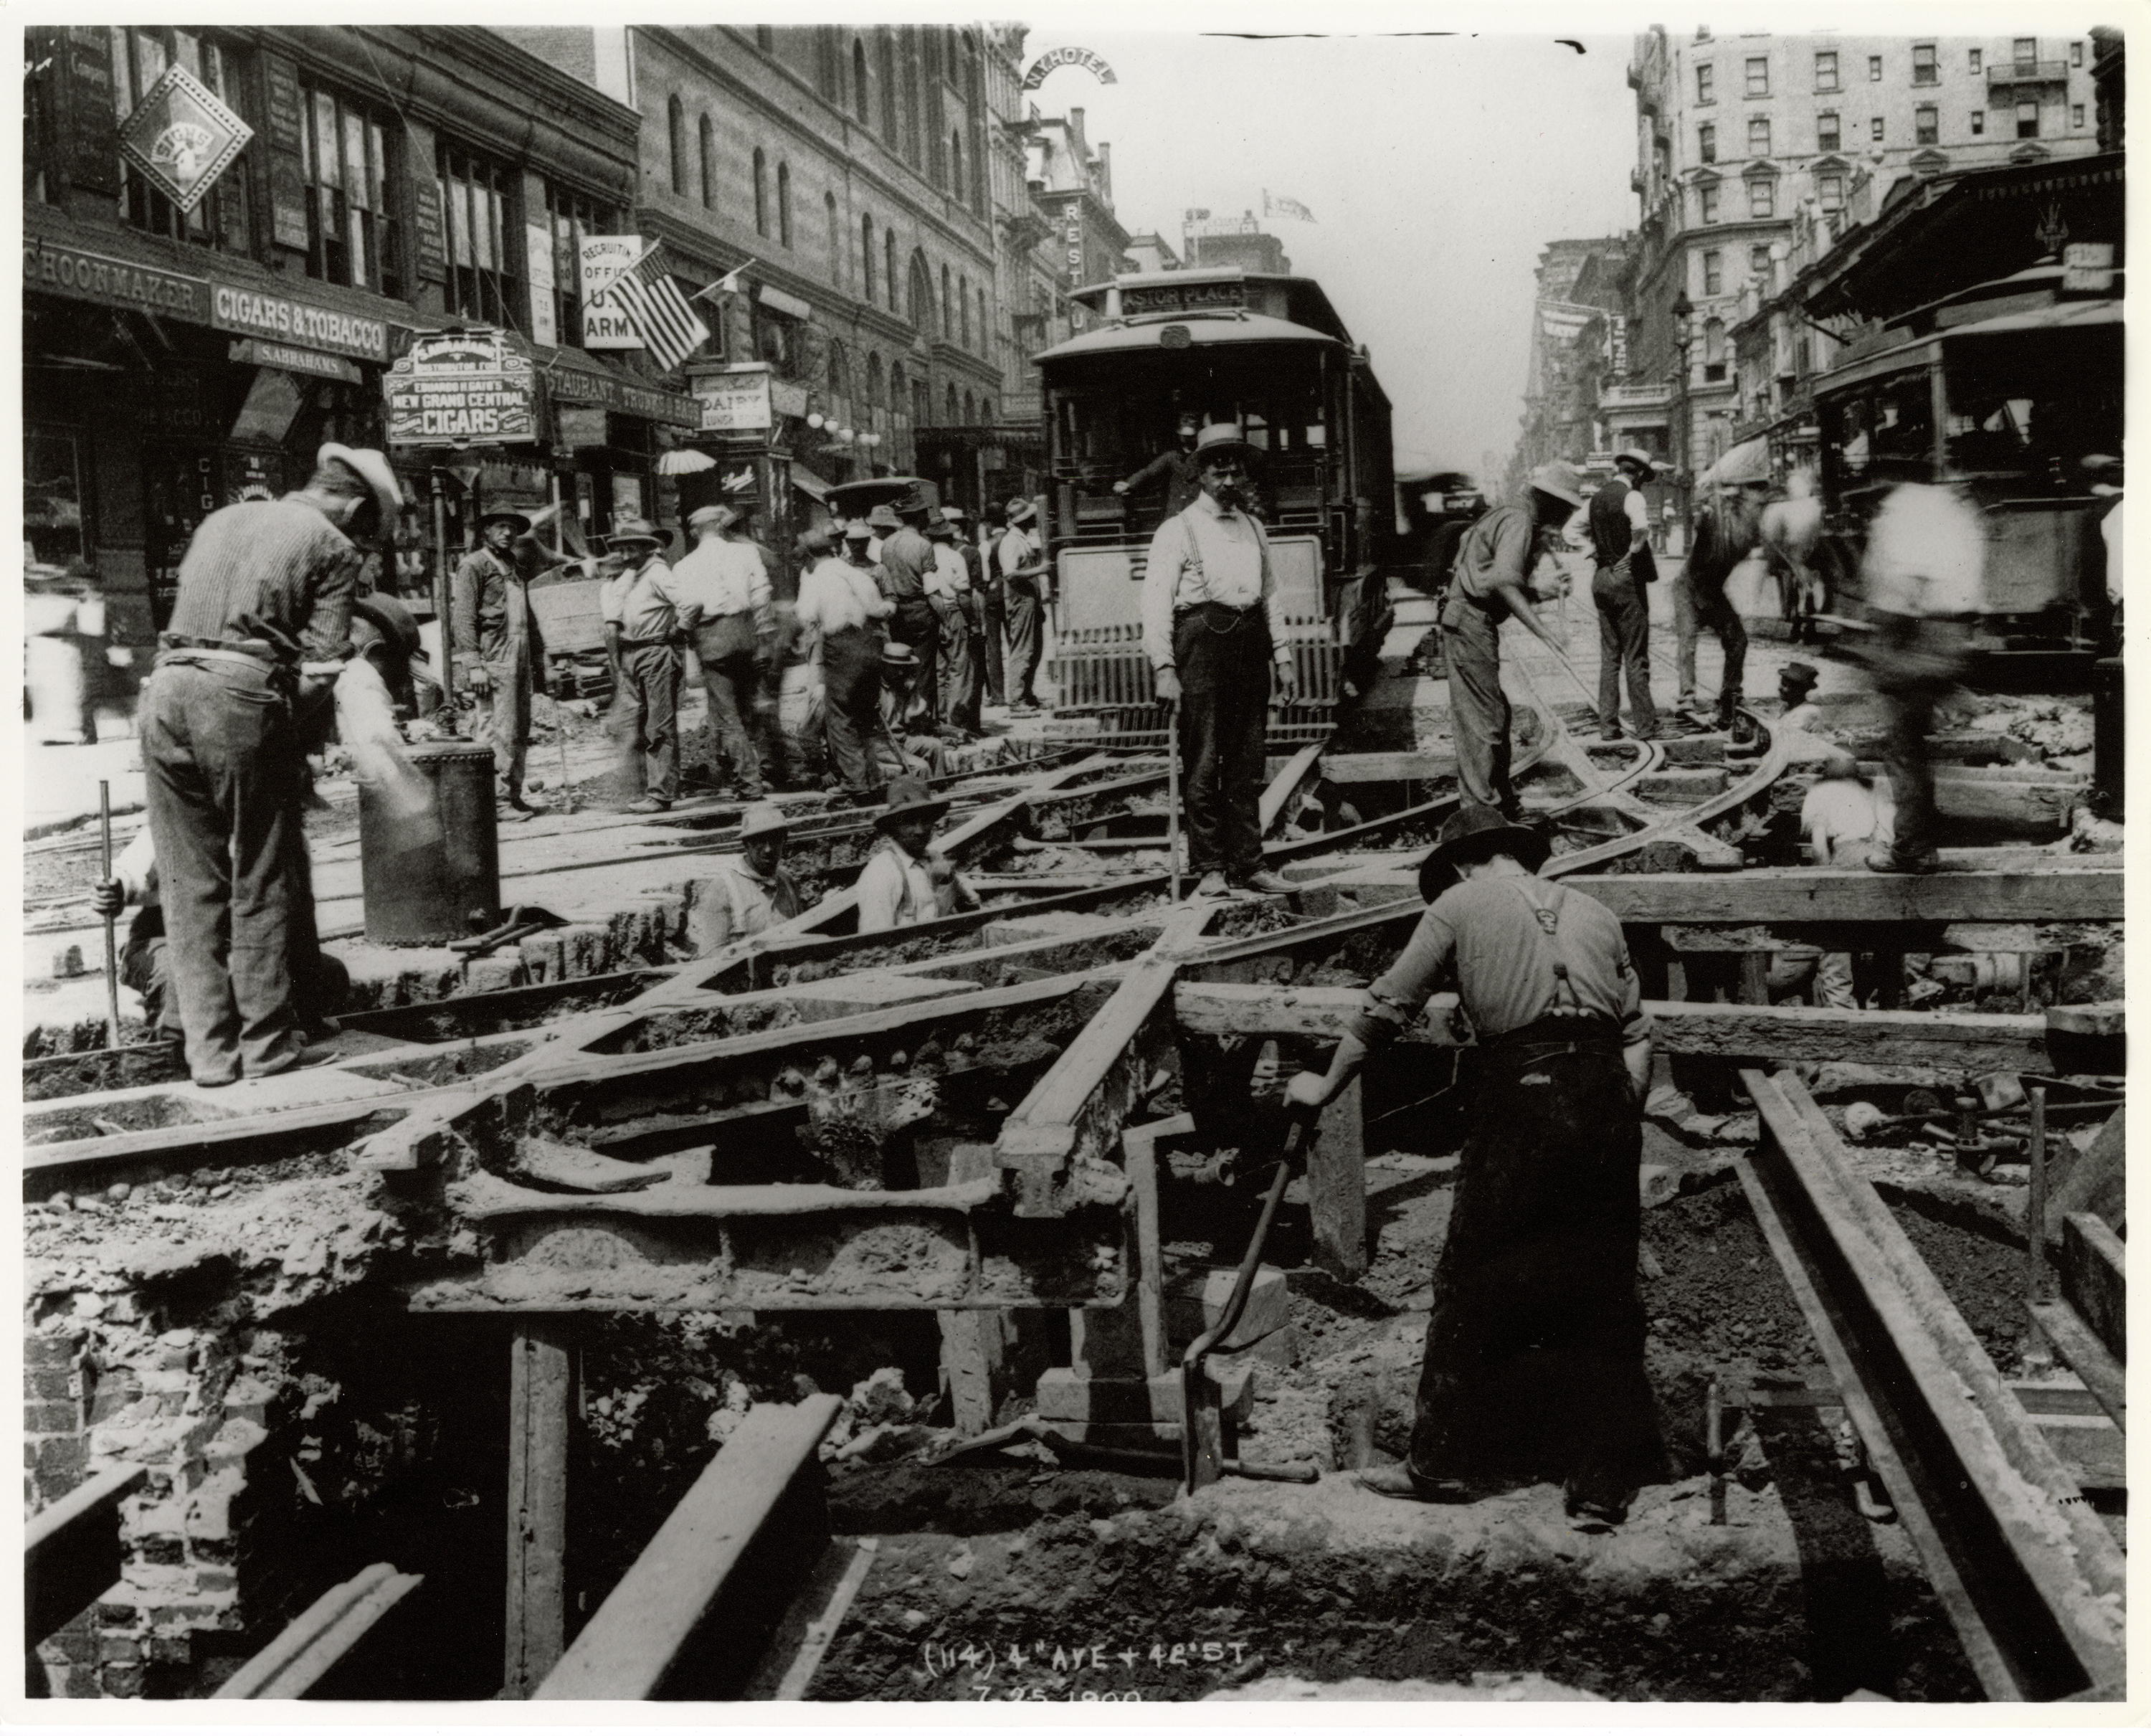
(1944, 339, 2122, 484)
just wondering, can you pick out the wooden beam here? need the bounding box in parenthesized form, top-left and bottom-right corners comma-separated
(504, 1321, 574, 1699)
(1309, 1074, 1367, 1280)
(2060, 1211, 2125, 1364)
(2028, 1303, 2125, 1431)
(26, 1462, 147, 1647)
(216, 1564, 423, 1699)
(1172, 982, 2053, 1071)
(2047, 1106, 2124, 1240)
(535, 1397, 843, 1700)
(1260, 738, 1329, 835)
(1269, 749, 1456, 785)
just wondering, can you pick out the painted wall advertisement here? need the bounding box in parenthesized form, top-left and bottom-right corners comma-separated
(384, 328, 538, 446)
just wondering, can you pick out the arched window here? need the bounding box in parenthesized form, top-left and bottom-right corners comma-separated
(851, 38, 868, 124)
(946, 383, 959, 424)
(1704, 316, 1727, 366)
(860, 214, 875, 301)
(825, 192, 840, 283)
(964, 36, 987, 216)
(752, 149, 768, 236)
(908, 252, 933, 330)
(888, 361, 906, 428)
(958, 275, 969, 347)
(885, 232, 898, 310)
(879, 32, 897, 137)
(698, 115, 715, 210)
(963, 390, 976, 424)
(950, 132, 964, 204)
(976, 287, 987, 351)
(979, 397, 994, 424)
(668, 95, 687, 195)
(866, 351, 883, 412)
(827, 338, 850, 417)
(912, 373, 930, 429)
(777, 162, 792, 246)
(940, 263, 953, 338)
(903, 39, 922, 165)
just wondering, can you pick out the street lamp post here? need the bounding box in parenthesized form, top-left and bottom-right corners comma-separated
(1669, 288, 1695, 553)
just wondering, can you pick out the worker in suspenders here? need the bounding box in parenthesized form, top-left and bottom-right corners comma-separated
(1288, 804, 1661, 1529)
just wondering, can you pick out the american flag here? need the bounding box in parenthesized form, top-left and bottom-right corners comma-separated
(600, 240, 711, 373)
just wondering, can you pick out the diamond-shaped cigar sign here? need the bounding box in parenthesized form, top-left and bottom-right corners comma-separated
(118, 64, 254, 215)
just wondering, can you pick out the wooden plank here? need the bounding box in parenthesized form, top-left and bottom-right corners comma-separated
(1309, 1075, 1367, 1280)
(936, 1311, 1006, 1435)
(216, 1563, 423, 1699)
(1273, 749, 1452, 785)
(504, 1322, 574, 1699)
(2046, 1106, 2124, 1241)
(1124, 1124, 1169, 1377)
(1259, 736, 1329, 835)
(25, 1462, 147, 1646)
(2059, 1211, 2124, 1363)
(1172, 982, 2051, 1071)
(534, 1397, 843, 1700)
(2029, 1303, 2126, 1431)
(740, 1537, 880, 1699)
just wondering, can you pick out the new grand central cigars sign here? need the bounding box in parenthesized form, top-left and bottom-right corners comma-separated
(384, 328, 538, 445)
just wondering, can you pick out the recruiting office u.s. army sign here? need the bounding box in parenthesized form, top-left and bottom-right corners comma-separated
(117, 64, 254, 216)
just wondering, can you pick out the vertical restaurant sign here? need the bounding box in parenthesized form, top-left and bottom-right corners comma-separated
(580, 235, 643, 349)
(412, 179, 447, 285)
(384, 328, 540, 445)
(64, 27, 122, 196)
(1062, 199, 1084, 285)
(525, 220, 557, 347)
(117, 64, 254, 216)
(261, 53, 309, 250)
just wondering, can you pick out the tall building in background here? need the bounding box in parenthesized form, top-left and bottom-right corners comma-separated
(1185, 214, 1291, 275)
(1507, 236, 1630, 500)
(1027, 106, 1133, 320)
(1617, 26, 2102, 518)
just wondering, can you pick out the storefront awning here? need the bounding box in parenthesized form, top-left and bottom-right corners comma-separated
(533, 345, 700, 429)
(789, 463, 833, 503)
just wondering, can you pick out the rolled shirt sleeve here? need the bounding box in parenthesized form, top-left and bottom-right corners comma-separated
(1348, 901, 1461, 1047)
(299, 544, 361, 668)
(1255, 523, 1291, 663)
(1141, 516, 1191, 673)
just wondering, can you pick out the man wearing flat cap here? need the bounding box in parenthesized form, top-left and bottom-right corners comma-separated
(1587, 451, 1660, 743)
(452, 506, 546, 813)
(1289, 803, 1659, 1527)
(600, 518, 690, 814)
(1438, 463, 1577, 817)
(1145, 423, 1298, 898)
(143, 442, 401, 1086)
(675, 499, 774, 799)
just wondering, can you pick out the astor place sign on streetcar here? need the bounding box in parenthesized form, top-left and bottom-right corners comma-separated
(385, 328, 539, 446)
(117, 63, 253, 217)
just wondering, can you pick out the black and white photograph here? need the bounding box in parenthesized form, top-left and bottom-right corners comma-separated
(16, 8, 2128, 1708)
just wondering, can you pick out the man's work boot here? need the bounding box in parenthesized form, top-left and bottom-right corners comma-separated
(1235, 868, 1295, 896)
(1867, 845, 1942, 875)
(1355, 1465, 1480, 1504)
(1716, 691, 1743, 731)
(1597, 723, 1625, 742)
(1192, 871, 1232, 900)
(624, 795, 671, 815)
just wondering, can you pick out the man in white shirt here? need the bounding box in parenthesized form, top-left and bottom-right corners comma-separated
(599, 518, 689, 814)
(925, 510, 982, 736)
(794, 521, 893, 802)
(674, 501, 774, 798)
(997, 499, 1048, 711)
(687, 801, 803, 954)
(855, 777, 979, 932)
(1144, 424, 1299, 898)
(1585, 450, 1660, 742)
(1785, 749, 1898, 1007)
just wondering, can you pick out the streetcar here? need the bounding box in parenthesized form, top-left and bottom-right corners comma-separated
(1811, 258, 2121, 676)
(1031, 266, 1397, 739)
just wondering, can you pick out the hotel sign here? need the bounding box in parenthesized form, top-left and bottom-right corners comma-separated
(1022, 46, 1117, 90)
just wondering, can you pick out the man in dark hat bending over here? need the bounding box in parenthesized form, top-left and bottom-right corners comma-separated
(1288, 805, 1659, 1529)
(452, 506, 546, 814)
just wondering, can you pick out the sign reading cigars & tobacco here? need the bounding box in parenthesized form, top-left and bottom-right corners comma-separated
(384, 328, 539, 446)
(212, 284, 389, 361)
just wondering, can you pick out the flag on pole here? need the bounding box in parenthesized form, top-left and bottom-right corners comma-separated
(1262, 190, 1316, 223)
(601, 240, 711, 372)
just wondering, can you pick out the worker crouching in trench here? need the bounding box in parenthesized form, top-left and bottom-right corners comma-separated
(1288, 805, 1664, 1528)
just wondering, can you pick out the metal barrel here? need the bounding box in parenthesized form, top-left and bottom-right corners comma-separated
(360, 738, 502, 945)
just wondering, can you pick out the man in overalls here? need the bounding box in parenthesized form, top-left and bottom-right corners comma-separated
(1440, 464, 1580, 817)
(451, 508, 545, 813)
(1288, 804, 1660, 1528)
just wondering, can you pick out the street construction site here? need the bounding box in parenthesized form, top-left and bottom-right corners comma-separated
(22, 589, 2125, 1704)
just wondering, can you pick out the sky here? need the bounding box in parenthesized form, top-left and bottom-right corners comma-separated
(1020, 30, 1643, 481)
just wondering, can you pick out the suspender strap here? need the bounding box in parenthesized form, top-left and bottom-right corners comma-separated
(1502, 878, 1587, 1017)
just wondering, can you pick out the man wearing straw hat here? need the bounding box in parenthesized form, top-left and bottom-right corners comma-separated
(141, 442, 400, 1085)
(1438, 463, 1580, 817)
(452, 506, 546, 813)
(855, 775, 979, 932)
(997, 496, 1049, 712)
(1587, 450, 1660, 743)
(686, 800, 803, 954)
(1144, 422, 1299, 898)
(675, 499, 774, 800)
(796, 520, 894, 802)
(1288, 803, 1658, 1527)
(599, 516, 689, 814)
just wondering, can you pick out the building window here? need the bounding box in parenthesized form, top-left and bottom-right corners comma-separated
(753, 148, 768, 236)
(1703, 250, 1723, 295)
(698, 116, 715, 210)
(296, 81, 399, 295)
(1749, 244, 1773, 288)
(2017, 101, 2040, 138)
(547, 181, 615, 347)
(109, 29, 256, 253)
(852, 38, 869, 123)
(668, 95, 687, 196)
(903, 37, 923, 165)
(1912, 43, 1937, 85)
(941, 263, 954, 337)
(1970, 110, 1985, 136)
(777, 163, 792, 245)
(946, 383, 958, 424)
(958, 275, 970, 346)
(816, 28, 839, 99)
(1818, 172, 1844, 210)
(907, 252, 931, 329)
(438, 141, 517, 327)
(2073, 103, 2086, 128)
(2013, 39, 2036, 67)
(1817, 110, 1840, 151)
(977, 285, 987, 351)
(1915, 105, 1939, 145)
(2071, 40, 2084, 67)
(1744, 57, 1768, 97)
(1748, 116, 1770, 156)
(1969, 48, 1982, 73)
(963, 390, 975, 424)
(861, 214, 875, 300)
(1747, 177, 1775, 219)
(1699, 122, 1716, 162)
(1868, 54, 1883, 81)
(825, 192, 840, 282)
(949, 132, 963, 204)
(1814, 49, 1838, 91)
(1871, 116, 1886, 142)
(885, 232, 898, 311)
(911, 371, 929, 430)
(1699, 184, 1719, 224)
(888, 361, 906, 432)
(1696, 62, 1714, 103)
(879, 32, 898, 137)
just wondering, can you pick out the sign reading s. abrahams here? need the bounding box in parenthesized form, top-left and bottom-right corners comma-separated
(384, 328, 539, 446)
(1022, 46, 1117, 90)
(580, 236, 644, 349)
(117, 63, 253, 216)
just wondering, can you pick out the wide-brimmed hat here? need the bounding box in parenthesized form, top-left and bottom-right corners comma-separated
(924, 512, 956, 541)
(1780, 660, 1819, 693)
(1191, 422, 1255, 465)
(739, 800, 792, 840)
(880, 640, 921, 669)
(842, 517, 874, 541)
(316, 443, 405, 526)
(1005, 497, 1037, 526)
(876, 775, 949, 829)
(939, 505, 968, 525)
(867, 503, 902, 532)
(687, 503, 732, 534)
(1417, 803, 1550, 901)
(1527, 461, 1586, 509)
(477, 508, 533, 536)
(1613, 448, 1658, 478)
(891, 489, 931, 518)
(798, 524, 839, 556)
(350, 592, 422, 662)
(606, 517, 666, 551)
